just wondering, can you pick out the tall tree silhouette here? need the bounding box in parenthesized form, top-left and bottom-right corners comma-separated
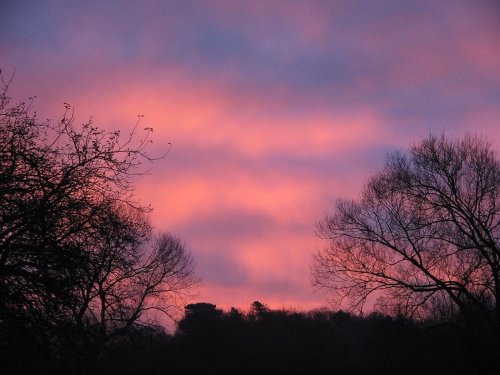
(0, 71, 196, 372)
(313, 134, 499, 371)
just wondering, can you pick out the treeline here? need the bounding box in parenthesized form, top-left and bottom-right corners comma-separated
(167, 302, 492, 375)
(4, 301, 493, 374)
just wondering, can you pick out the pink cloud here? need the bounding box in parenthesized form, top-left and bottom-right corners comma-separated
(3, 0, 499, 316)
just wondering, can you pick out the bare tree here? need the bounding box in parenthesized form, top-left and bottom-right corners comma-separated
(313, 135, 499, 341)
(70, 228, 196, 368)
(0, 71, 195, 369)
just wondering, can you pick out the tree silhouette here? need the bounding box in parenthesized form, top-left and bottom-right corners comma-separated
(313, 134, 499, 371)
(249, 300, 269, 318)
(0, 71, 196, 372)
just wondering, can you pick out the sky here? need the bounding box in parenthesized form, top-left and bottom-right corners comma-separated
(1, 0, 500, 314)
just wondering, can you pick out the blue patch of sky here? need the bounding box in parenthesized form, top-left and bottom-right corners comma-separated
(179, 210, 277, 241)
(195, 249, 250, 287)
(258, 143, 391, 178)
(0, 0, 60, 48)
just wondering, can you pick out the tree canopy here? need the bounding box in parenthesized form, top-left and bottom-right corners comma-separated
(313, 134, 499, 368)
(0, 72, 196, 373)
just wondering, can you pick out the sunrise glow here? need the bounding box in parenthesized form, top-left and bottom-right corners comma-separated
(2, 0, 499, 314)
